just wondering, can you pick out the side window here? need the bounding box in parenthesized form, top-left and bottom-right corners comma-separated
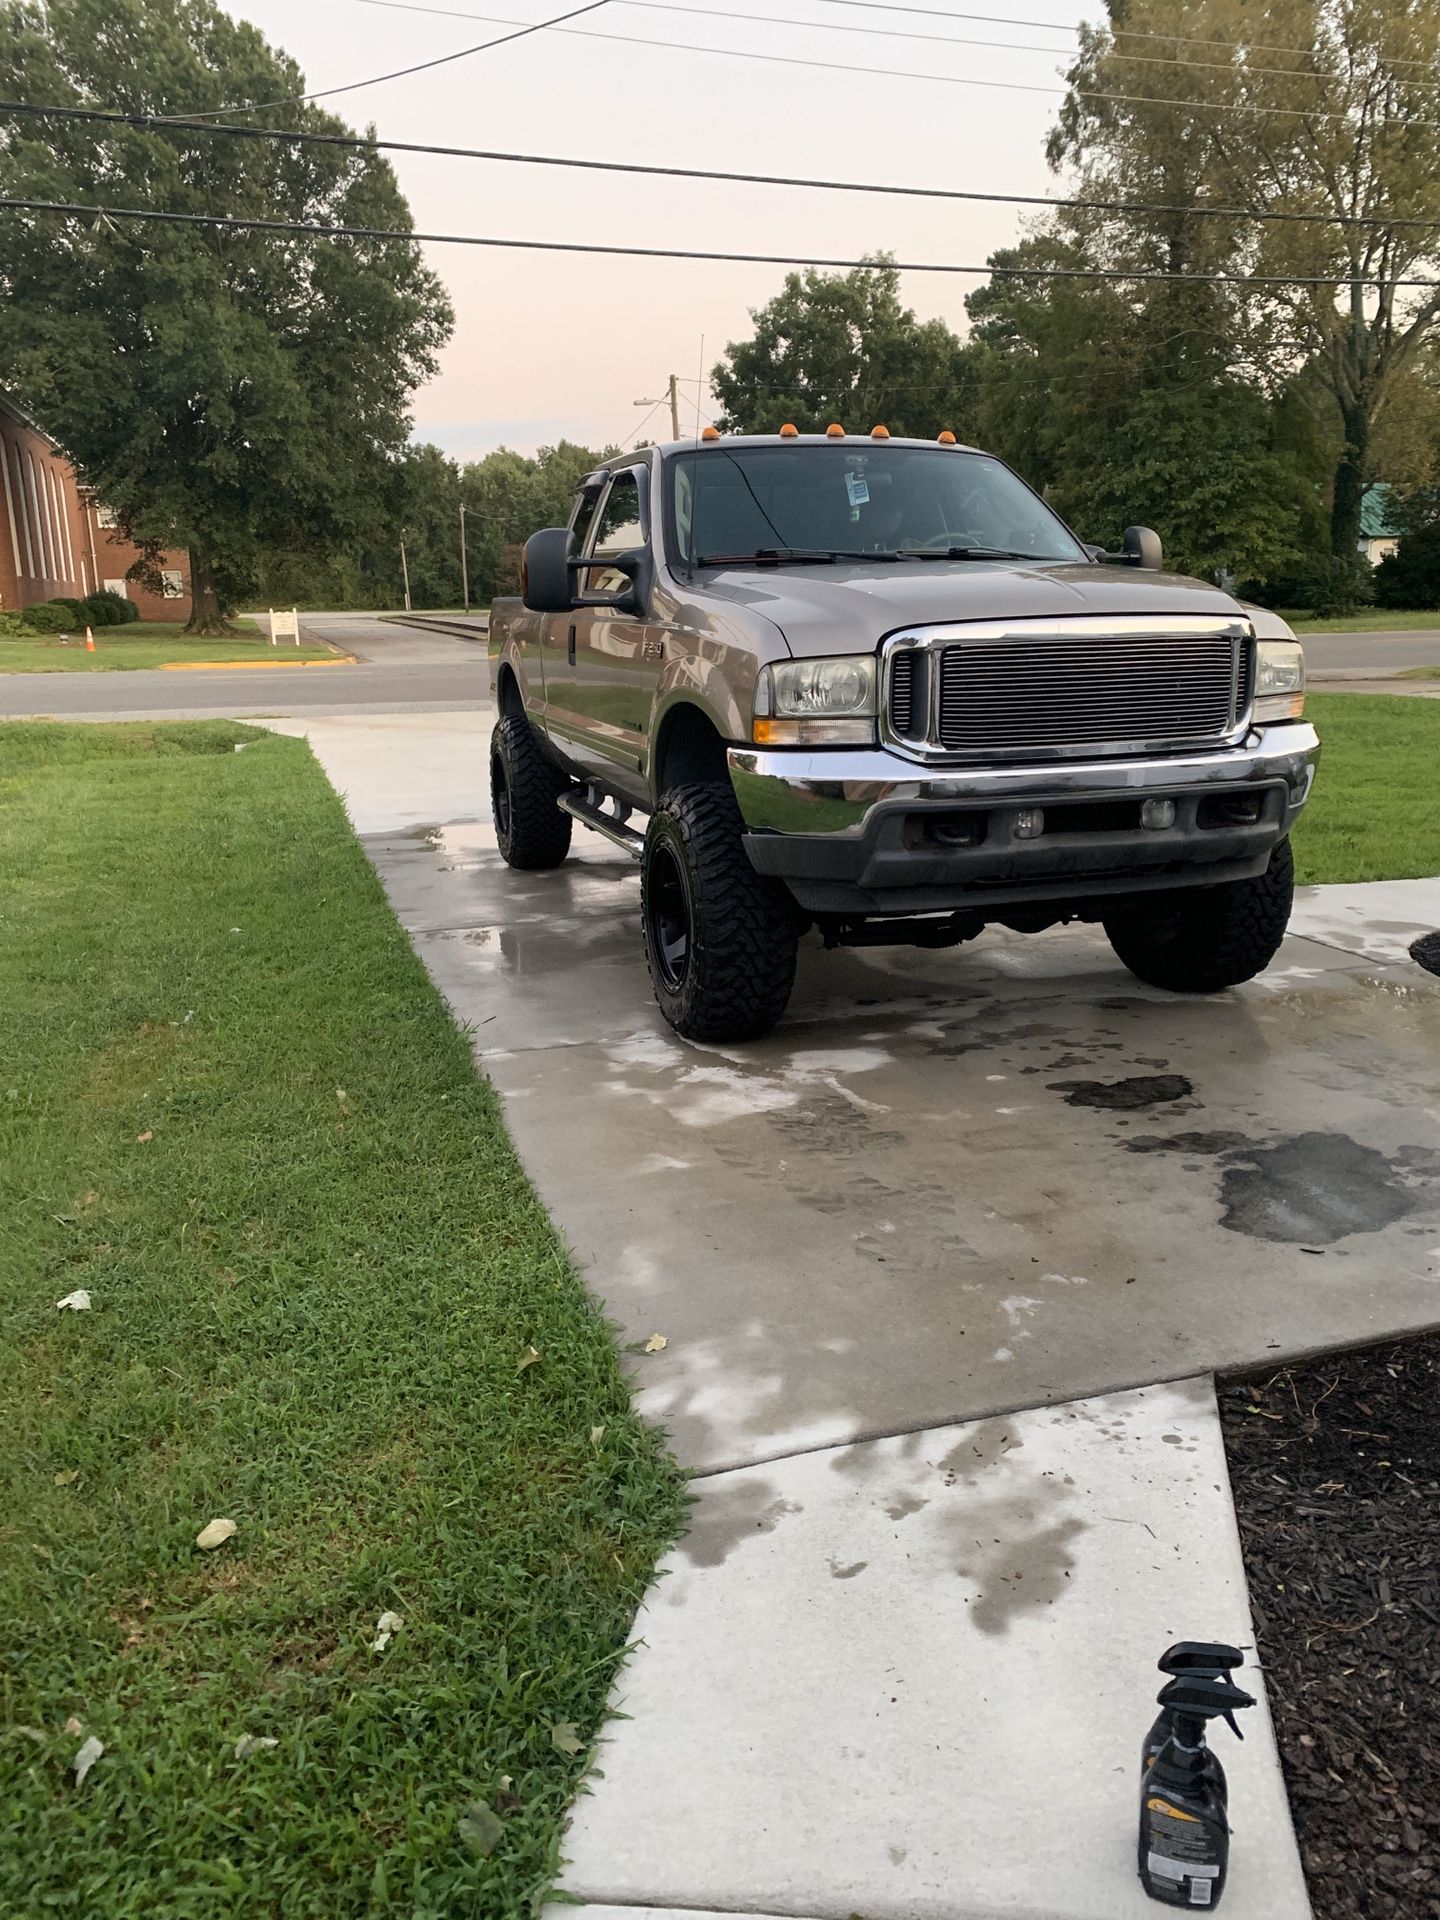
(586, 469, 646, 557)
(582, 469, 647, 597)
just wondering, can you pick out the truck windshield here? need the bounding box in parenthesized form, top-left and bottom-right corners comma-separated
(669, 444, 1085, 568)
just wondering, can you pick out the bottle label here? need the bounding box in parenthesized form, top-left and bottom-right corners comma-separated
(1144, 1797, 1222, 1905)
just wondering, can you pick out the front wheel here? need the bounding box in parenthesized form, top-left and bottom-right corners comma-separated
(490, 715, 572, 870)
(641, 783, 800, 1041)
(1103, 838, 1294, 993)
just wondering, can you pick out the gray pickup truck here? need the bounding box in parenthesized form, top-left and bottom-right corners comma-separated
(487, 430, 1317, 1041)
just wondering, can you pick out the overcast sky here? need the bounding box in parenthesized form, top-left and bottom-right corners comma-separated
(223, 0, 1097, 461)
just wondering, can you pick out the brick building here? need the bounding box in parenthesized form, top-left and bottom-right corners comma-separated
(1, 392, 191, 621)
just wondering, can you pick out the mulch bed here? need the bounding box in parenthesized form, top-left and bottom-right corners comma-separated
(1411, 931, 1440, 978)
(1221, 1336, 1440, 1920)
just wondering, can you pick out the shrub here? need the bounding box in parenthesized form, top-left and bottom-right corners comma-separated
(1374, 525, 1440, 609)
(21, 603, 75, 633)
(86, 587, 138, 624)
(81, 594, 121, 626)
(44, 596, 88, 623)
(0, 609, 25, 636)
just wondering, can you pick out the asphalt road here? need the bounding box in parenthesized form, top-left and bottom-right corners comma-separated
(1, 611, 1436, 721)
(0, 614, 485, 719)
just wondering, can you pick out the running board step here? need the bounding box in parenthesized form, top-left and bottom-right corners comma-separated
(557, 791, 645, 860)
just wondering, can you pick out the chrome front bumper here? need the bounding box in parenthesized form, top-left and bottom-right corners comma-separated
(727, 723, 1319, 915)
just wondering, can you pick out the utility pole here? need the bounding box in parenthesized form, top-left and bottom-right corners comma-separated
(634, 374, 682, 441)
(458, 502, 470, 613)
(399, 540, 412, 613)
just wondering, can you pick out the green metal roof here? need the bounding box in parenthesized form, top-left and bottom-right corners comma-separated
(1360, 482, 1403, 540)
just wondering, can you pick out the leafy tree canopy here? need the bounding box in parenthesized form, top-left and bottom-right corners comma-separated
(712, 259, 976, 440)
(0, 0, 453, 629)
(1047, 0, 1440, 559)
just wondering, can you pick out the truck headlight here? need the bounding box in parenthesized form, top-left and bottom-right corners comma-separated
(752, 656, 877, 745)
(1253, 640, 1305, 722)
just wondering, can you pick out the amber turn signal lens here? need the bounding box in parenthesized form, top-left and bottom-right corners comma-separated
(778, 422, 799, 437)
(871, 424, 890, 438)
(826, 423, 845, 437)
(937, 429, 957, 444)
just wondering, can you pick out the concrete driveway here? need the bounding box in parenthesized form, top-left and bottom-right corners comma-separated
(273, 703, 1438, 1920)
(299, 708, 1440, 1475)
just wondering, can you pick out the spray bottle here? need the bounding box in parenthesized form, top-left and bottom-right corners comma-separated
(1138, 1642, 1255, 1909)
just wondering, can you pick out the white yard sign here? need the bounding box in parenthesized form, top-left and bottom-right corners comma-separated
(268, 607, 301, 646)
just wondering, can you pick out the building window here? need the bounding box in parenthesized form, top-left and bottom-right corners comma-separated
(103, 577, 127, 597)
(161, 570, 184, 599)
(95, 503, 119, 528)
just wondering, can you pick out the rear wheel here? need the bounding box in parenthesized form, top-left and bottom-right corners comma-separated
(641, 782, 800, 1041)
(1104, 838, 1294, 992)
(490, 715, 572, 870)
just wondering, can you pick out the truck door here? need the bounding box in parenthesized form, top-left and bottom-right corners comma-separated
(533, 477, 604, 752)
(565, 464, 667, 791)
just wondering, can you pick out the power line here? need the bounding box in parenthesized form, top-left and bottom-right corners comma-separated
(7, 98, 1437, 231)
(6, 195, 1440, 283)
(327, 0, 1440, 129)
(798, 0, 1440, 70)
(369, 0, 1384, 86)
(159, 0, 611, 123)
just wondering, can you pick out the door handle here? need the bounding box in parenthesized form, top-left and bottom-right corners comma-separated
(567, 621, 576, 666)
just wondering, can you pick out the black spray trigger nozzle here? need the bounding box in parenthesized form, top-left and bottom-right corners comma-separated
(1157, 1673, 1257, 1742)
(1157, 1641, 1245, 1678)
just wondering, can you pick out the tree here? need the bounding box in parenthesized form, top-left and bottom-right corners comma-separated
(967, 239, 1324, 580)
(1048, 0, 1440, 561)
(0, 0, 452, 630)
(712, 258, 977, 439)
(461, 441, 615, 601)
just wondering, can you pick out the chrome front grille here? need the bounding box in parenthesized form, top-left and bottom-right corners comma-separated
(884, 617, 1253, 761)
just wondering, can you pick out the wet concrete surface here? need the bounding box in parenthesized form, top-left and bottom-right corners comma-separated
(546, 1380, 1310, 1920)
(292, 709, 1440, 1475)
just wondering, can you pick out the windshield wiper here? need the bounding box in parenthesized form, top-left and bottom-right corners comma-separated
(695, 547, 839, 567)
(898, 546, 1049, 562)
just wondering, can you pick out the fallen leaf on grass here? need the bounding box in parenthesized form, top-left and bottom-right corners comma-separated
(233, 1735, 279, 1760)
(549, 1722, 584, 1757)
(195, 1518, 237, 1551)
(371, 1610, 404, 1653)
(643, 1333, 668, 1354)
(54, 1469, 80, 1487)
(457, 1799, 504, 1855)
(590, 1425, 605, 1448)
(16, 1727, 46, 1746)
(517, 1345, 542, 1373)
(72, 1736, 103, 1785)
(56, 1290, 92, 1312)
(135, 1131, 153, 1145)
(64, 1716, 84, 1736)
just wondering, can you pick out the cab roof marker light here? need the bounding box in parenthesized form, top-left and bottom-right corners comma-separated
(826, 423, 845, 438)
(937, 429, 957, 444)
(778, 422, 799, 438)
(871, 424, 890, 438)
(701, 425, 720, 441)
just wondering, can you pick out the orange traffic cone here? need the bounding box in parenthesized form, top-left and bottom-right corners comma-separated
(85, 627, 95, 652)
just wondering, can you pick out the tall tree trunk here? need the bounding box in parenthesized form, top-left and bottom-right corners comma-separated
(1330, 406, 1370, 561)
(184, 549, 232, 636)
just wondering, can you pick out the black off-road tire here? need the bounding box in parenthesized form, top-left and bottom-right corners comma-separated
(1103, 837, 1295, 993)
(490, 714, 572, 870)
(641, 782, 800, 1042)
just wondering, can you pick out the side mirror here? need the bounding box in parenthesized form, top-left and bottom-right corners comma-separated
(1122, 525, 1163, 571)
(522, 527, 575, 612)
(570, 545, 653, 618)
(1095, 526, 1163, 571)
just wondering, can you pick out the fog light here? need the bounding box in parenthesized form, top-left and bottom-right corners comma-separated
(1014, 807, 1046, 840)
(1140, 798, 1177, 831)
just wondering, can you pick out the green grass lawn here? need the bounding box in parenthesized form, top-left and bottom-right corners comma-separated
(1281, 606, 1440, 634)
(1294, 693, 1440, 884)
(0, 722, 684, 1917)
(0, 623, 339, 672)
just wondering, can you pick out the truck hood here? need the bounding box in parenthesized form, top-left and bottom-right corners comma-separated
(689, 559, 1248, 657)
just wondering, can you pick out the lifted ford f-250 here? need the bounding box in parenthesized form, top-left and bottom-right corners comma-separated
(487, 429, 1317, 1041)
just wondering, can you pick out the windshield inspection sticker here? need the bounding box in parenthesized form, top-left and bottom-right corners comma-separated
(845, 470, 870, 507)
